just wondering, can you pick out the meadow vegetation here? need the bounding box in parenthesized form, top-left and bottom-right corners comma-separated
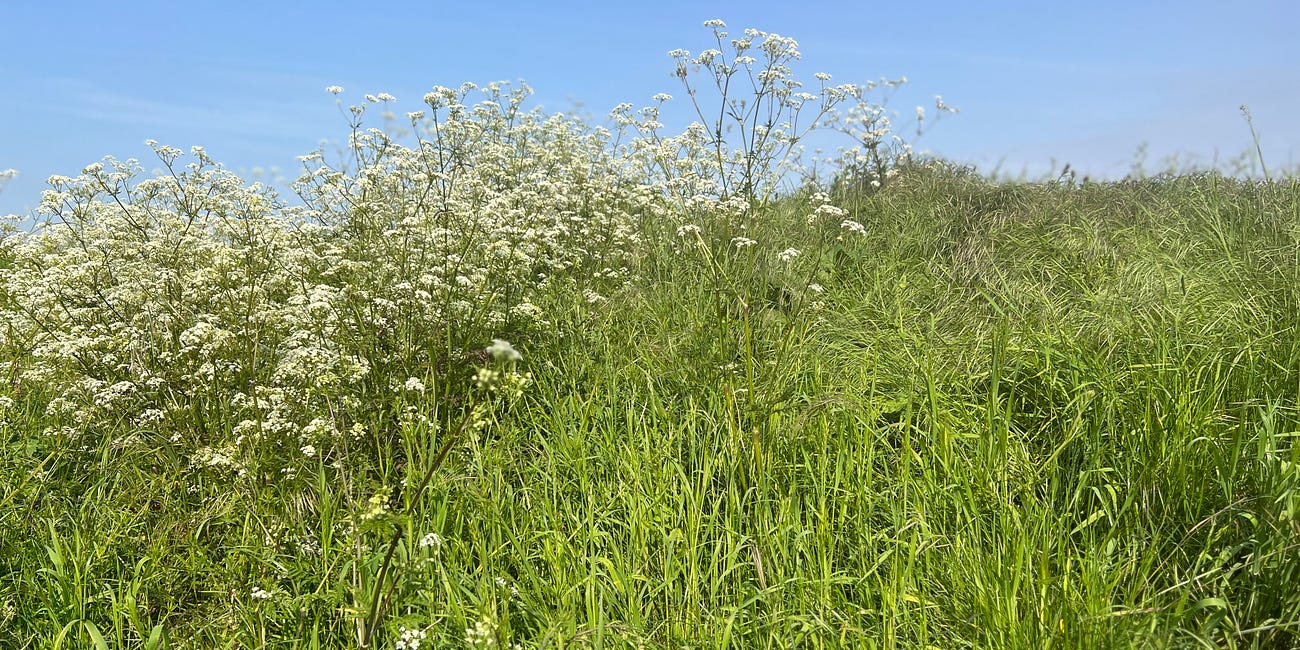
(1, 21, 1298, 649)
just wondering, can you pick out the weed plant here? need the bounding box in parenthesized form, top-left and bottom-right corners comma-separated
(1, 20, 1298, 649)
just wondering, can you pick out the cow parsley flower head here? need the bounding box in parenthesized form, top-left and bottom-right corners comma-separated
(815, 203, 846, 218)
(841, 219, 868, 236)
(325, 85, 344, 95)
(695, 49, 722, 65)
(465, 615, 498, 648)
(486, 339, 522, 363)
(396, 626, 427, 650)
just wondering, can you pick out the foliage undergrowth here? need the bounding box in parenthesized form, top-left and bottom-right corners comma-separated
(2, 20, 1298, 650)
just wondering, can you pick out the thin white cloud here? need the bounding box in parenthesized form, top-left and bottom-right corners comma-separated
(33, 77, 322, 140)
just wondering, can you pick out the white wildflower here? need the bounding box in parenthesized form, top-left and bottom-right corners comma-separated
(816, 203, 846, 218)
(696, 49, 722, 65)
(202, 449, 233, 467)
(361, 488, 391, 522)
(841, 220, 868, 236)
(135, 409, 165, 426)
(510, 302, 543, 319)
(485, 339, 522, 363)
(396, 626, 427, 650)
(494, 576, 520, 598)
(465, 615, 498, 648)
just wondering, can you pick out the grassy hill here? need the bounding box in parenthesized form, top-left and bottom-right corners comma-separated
(1, 29, 1298, 650)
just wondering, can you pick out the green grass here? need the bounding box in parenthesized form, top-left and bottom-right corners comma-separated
(3, 160, 1298, 648)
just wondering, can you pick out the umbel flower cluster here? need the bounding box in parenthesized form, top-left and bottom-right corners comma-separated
(0, 20, 938, 480)
(0, 91, 642, 476)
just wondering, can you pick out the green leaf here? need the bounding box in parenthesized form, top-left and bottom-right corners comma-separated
(83, 620, 110, 650)
(145, 624, 167, 650)
(1192, 597, 1228, 611)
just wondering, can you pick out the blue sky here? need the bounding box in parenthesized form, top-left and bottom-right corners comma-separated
(3, 0, 1298, 216)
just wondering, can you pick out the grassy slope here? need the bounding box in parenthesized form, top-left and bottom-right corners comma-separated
(2, 165, 1299, 648)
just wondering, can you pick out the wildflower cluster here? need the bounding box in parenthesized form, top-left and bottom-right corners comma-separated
(615, 20, 866, 227)
(3, 149, 347, 478)
(463, 613, 521, 649)
(0, 17, 931, 523)
(0, 86, 649, 482)
(4, 198, 341, 480)
(296, 81, 646, 338)
(602, 20, 942, 353)
(395, 626, 427, 650)
(829, 84, 958, 194)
